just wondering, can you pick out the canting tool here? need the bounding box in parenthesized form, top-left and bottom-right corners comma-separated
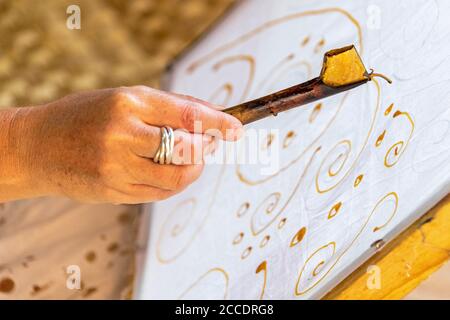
(223, 45, 391, 124)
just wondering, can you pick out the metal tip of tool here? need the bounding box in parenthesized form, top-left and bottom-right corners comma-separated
(368, 69, 393, 84)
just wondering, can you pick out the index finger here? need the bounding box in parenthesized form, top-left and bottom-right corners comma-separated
(134, 86, 243, 141)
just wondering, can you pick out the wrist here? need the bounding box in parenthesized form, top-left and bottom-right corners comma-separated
(0, 106, 51, 200)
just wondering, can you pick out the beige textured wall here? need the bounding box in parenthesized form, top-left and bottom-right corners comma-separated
(0, 0, 233, 108)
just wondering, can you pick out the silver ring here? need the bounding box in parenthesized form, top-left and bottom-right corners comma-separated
(153, 126, 174, 165)
(164, 126, 174, 164)
(159, 127, 167, 165)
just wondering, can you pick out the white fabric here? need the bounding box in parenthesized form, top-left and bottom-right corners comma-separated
(137, 0, 450, 299)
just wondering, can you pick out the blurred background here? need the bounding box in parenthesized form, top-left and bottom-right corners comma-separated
(0, 0, 233, 108)
(0, 0, 447, 300)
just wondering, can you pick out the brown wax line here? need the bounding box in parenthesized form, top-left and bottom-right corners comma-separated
(223, 77, 369, 125)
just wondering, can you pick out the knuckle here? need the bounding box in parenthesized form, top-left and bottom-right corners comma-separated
(104, 188, 126, 204)
(129, 124, 147, 141)
(110, 87, 135, 107)
(130, 85, 153, 94)
(181, 103, 201, 131)
(131, 85, 148, 91)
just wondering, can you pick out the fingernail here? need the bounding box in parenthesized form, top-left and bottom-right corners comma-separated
(232, 118, 243, 129)
(225, 126, 244, 141)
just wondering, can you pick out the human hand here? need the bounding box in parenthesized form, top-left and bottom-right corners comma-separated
(2, 86, 242, 204)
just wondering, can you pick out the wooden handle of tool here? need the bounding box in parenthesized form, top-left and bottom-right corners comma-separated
(223, 77, 367, 125)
